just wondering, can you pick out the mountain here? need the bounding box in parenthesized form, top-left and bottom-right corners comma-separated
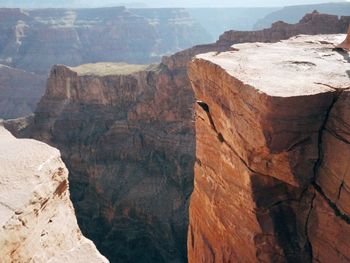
(254, 2, 350, 29)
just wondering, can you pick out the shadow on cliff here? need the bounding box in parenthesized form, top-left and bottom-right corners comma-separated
(335, 49, 350, 79)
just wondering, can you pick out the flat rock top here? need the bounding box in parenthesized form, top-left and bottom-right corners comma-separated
(0, 126, 61, 226)
(196, 34, 350, 97)
(68, 62, 154, 76)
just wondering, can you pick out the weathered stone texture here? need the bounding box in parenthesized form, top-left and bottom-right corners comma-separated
(0, 126, 108, 263)
(188, 34, 350, 262)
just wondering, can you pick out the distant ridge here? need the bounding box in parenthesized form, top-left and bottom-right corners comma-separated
(254, 2, 350, 29)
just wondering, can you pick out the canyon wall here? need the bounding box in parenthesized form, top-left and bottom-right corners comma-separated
(188, 34, 350, 262)
(0, 7, 210, 72)
(219, 11, 349, 45)
(1, 10, 348, 120)
(0, 64, 45, 119)
(254, 2, 350, 29)
(4, 12, 350, 263)
(0, 125, 108, 263)
(0, 6, 210, 119)
(12, 62, 196, 262)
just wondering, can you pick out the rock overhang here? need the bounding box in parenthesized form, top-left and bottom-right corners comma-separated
(188, 33, 350, 262)
(0, 125, 108, 262)
(194, 34, 349, 98)
(189, 34, 350, 188)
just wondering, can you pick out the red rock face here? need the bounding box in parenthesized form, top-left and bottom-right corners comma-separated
(309, 90, 350, 262)
(219, 11, 349, 45)
(14, 63, 195, 262)
(188, 35, 350, 262)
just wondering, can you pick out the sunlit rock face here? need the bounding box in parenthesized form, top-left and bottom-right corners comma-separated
(219, 11, 349, 45)
(188, 34, 350, 262)
(0, 125, 108, 263)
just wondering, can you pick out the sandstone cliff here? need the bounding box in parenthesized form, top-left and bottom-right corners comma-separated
(188, 34, 350, 262)
(219, 10, 349, 46)
(0, 125, 108, 263)
(5, 11, 350, 263)
(254, 2, 350, 29)
(11, 62, 195, 262)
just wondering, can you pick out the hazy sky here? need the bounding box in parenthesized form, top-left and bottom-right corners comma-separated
(1, 0, 349, 8)
(127, 0, 348, 7)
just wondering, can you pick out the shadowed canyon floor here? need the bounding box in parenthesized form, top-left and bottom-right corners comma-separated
(3, 12, 350, 263)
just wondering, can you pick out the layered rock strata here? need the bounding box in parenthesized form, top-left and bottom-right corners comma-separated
(0, 6, 210, 119)
(188, 34, 350, 262)
(0, 125, 108, 263)
(254, 2, 350, 29)
(1, 10, 348, 120)
(12, 62, 195, 262)
(219, 11, 350, 47)
(0, 7, 210, 73)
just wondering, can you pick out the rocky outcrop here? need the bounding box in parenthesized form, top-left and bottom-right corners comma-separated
(219, 10, 349, 45)
(0, 125, 108, 263)
(12, 62, 195, 263)
(188, 34, 350, 262)
(162, 11, 349, 77)
(254, 2, 350, 29)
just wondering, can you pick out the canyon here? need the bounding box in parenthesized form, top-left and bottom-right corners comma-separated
(0, 124, 108, 262)
(0, 6, 211, 119)
(1, 6, 349, 120)
(3, 11, 350, 263)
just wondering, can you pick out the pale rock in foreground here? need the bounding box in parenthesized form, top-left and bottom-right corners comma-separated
(0, 126, 108, 263)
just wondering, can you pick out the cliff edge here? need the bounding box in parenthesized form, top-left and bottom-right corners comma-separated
(188, 34, 350, 262)
(0, 125, 108, 263)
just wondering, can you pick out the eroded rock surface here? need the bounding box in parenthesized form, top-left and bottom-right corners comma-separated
(219, 11, 349, 46)
(11, 62, 195, 262)
(188, 34, 350, 262)
(0, 125, 108, 263)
